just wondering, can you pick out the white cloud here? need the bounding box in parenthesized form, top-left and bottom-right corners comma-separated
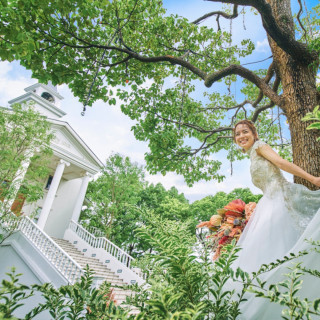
(256, 38, 270, 53)
(0, 61, 12, 77)
(0, 62, 34, 107)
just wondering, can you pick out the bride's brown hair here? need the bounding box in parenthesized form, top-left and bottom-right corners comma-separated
(233, 120, 259, 142)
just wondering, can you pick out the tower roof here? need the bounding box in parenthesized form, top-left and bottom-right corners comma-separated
(8, 82, 66, 119)
(24, 83, 64, 100)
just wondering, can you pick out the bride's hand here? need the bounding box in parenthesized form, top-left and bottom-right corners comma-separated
(311, 177, 320, 187)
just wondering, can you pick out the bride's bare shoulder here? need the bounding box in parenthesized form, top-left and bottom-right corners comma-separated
(256, 143, 284, 167)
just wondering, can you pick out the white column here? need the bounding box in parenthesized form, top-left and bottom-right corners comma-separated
(37, 159, 70, 229)
(71, 172, 92, 223)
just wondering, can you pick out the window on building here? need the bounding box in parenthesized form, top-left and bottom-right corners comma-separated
(45, 175, 53, 190)
(41, 92, 55, 103)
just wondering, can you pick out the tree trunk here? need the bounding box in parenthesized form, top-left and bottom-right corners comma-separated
(267, 0, 320, 190)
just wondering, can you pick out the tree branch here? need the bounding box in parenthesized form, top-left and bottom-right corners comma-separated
(207, 0, 317, 64)
(192, 5, 238, 25)
(252, 62, 274, 108)
(100, 55, 131, 68)
(204, 64, 282, 106)
(251, 102, 275, 122)
(296, 0, 307, 41)
(151, 110, 232, 134)
(251, 75, 280, 121)
(199, 100, 251, 112)
(175, 135, 232, 159)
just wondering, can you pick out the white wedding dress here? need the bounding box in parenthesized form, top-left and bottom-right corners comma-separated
(232, 140, 320, 319)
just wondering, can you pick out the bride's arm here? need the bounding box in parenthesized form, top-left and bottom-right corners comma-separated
(257, 145, 320, 187)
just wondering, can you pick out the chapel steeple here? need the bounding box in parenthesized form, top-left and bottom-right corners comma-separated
(8, 82, 66, 119)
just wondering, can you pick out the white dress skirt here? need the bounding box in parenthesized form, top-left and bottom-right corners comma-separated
(231, 140, 320, 319)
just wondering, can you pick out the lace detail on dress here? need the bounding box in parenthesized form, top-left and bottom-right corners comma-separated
(247, 140, 286, 197)
(247, 140, 266, 155)
(283, 183, 320, 233)
(247, 140, 320, 235)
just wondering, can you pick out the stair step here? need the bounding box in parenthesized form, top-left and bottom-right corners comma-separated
(51, 240, 129, 279)
(51, 237, 139, 315)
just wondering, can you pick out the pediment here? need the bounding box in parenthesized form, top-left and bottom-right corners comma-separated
(49, 120, 103, 174)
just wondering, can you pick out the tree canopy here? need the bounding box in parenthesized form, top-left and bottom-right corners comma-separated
(81, 153, 261, 256)
(1, 0, 319, 188)
(80, 154, 194, 256)
(80, 153, 145, 242)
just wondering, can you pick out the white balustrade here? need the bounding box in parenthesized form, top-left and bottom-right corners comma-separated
(68, 220, 144, 278)
(17, 216, 83, 284)
(79, 224, 105, 238)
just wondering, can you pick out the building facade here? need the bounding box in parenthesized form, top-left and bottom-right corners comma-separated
(7, 82, 103, 237)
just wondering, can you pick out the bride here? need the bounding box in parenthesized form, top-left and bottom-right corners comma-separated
(231, 120, 320, 319)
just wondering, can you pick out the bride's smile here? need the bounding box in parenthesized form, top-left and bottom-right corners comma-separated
(234, 124, 256, 151)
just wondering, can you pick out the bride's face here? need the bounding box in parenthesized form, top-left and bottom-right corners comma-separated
(235, 124, 255, 151)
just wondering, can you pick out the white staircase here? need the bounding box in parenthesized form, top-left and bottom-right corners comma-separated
(0, 216, 145, 314)
(13, 216, 83, 284)
(52, 238, 138, 309)
(7, 216, 142, 314)
(64, 220, 144, 286)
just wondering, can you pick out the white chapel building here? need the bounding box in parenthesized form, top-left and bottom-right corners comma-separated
(7, 82, 103, 237)
(0, 82, 144, 318)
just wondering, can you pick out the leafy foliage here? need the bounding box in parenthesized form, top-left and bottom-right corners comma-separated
(0, 268, 33, 319)
(2, 0, 318, 184)
(127, 213, 317, 320)
(0, 267, 130, 320)
(0, 104, 53, 243)
(80, 153, 145, 246)
(81, 154, 196, 256)
(81, 153, 262, 257)
(248, 242, 320, 320)
(1, 224, 320, 319)
(0, 104, 53, 205)
(302, 106, 320, 141)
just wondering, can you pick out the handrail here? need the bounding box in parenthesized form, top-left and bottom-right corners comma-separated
(17, 216, 83, 284)
(68, 220, 143, 278)
(79, 223, 104, 238)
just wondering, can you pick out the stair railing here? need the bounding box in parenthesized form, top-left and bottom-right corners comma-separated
(68, 220, 143, 278)
(79, 223, 105, 238)
(17, 216, 83, 284)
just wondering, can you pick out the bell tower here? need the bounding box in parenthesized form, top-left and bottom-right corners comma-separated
(8, 82, 66, 119)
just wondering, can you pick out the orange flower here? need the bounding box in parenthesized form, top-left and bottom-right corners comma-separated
(210, 215, 222, 226)
(245, 202, 256, 220)
(220, 223, 233, 230)
(226, 216, 236, 224)
(196, 221, 211, 228)
(229, 226, 242, 237)
(213, 249, 220, 261)
(86, 306, 92, 314)
(197, 215, 222, 229)
(224, 199, 246, 217)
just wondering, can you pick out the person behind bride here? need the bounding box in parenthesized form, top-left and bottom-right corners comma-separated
(231, 119, 320, 319)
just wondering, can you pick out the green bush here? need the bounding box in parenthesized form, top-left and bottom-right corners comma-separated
(1, 219, 320, 319)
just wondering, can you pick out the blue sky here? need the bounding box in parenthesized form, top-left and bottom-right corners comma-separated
(2, 0, 315, 202)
